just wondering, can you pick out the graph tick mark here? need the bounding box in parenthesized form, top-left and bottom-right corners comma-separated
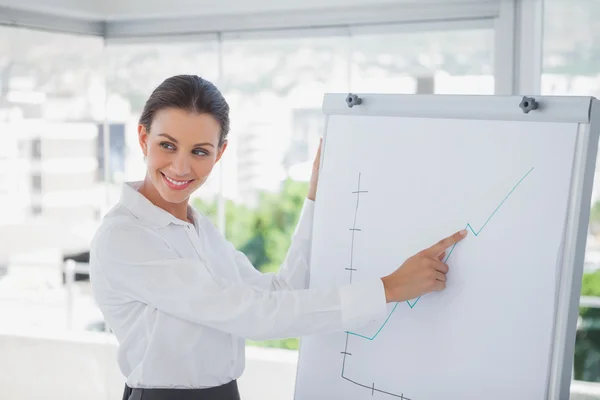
(346, 166, 535, 341)
(341, 172, 413, 399)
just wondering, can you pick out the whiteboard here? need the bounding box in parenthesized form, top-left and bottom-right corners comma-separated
(294, 94, 600, 400)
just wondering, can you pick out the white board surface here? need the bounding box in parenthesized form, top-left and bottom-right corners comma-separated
(294, 113, 580, 400)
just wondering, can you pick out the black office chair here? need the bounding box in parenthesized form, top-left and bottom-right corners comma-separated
(61, 250, 90, 284)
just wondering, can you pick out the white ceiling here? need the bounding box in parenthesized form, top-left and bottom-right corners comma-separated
(107, 0, 397, 20)
(101, 0, 448, 20)
(0, 0, 101, 19)
(0, 0, 495, 20)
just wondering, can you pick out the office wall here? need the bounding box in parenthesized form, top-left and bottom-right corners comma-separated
(0, 332, 299, 400)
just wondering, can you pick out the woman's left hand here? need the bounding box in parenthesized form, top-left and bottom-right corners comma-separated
(307, 139, 322, 201)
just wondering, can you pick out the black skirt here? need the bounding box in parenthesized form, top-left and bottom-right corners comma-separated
(122, 380, 240, 400)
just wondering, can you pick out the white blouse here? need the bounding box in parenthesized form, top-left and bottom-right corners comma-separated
(89, 181, 387, 389)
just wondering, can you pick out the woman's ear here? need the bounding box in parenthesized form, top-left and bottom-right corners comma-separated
(138, 124, 149, 157)
(216, 140, 228, 163)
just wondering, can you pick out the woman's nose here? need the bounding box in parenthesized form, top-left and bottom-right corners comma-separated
(172, 155, 191, 176)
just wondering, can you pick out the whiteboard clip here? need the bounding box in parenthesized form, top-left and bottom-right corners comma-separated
(346, 93, 362, 108)
(519, 96, 539, 113)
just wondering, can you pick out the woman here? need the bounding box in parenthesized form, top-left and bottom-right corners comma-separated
(89, 74, 466, 400)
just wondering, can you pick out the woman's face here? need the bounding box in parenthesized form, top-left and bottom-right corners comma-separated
(138, 107, 226, 204)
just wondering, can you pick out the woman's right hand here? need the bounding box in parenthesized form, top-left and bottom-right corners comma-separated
(381, 229, 467, 303)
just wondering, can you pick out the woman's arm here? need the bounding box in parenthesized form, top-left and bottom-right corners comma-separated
(90, 220, 386, 341)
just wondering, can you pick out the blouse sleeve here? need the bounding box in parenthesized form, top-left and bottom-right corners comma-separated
(90, 220, 387, 341)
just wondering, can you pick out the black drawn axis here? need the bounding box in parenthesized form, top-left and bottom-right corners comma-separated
(340, 172, 412, 400)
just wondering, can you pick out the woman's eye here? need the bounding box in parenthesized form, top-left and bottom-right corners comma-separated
(193, 149, 208, 156)
(160, 142, 175, 150)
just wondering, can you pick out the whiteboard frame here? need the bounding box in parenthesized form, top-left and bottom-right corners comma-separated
(298, 93, 600, 400)
(550, 100, 600, 400)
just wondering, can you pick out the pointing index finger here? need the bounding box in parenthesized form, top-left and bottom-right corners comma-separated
(426, 229, 467, 257)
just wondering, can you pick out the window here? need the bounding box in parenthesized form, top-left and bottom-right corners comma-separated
(542, 0, 600, 97)
(350, 28, 495, 94)
(0, 26, 104, 338)
(221, 35, 349, 204)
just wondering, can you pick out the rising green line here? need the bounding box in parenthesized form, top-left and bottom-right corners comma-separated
(346, 167, 534, 341)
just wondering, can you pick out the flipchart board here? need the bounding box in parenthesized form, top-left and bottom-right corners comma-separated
(294, 94, 600, 400)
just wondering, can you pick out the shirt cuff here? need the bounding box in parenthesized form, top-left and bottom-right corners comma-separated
(339, 278, 388, 331)
(292, 198, 315, 241)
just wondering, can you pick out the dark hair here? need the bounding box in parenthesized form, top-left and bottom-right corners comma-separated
(139, 75, 230, 147)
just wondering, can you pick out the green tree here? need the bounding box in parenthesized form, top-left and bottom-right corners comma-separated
(192, 197, 255, 251)
(251, 179, 309, 273)
(193, 179, 309, 272)
(243, 179, 309, 351)
(575, 271, 600, 381)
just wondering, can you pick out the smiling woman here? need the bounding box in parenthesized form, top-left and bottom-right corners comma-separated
(89, 74, 467, 400)
(136, 76, 229, 222)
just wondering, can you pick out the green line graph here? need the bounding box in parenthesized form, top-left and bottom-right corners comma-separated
(346, 166, 535, 341)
